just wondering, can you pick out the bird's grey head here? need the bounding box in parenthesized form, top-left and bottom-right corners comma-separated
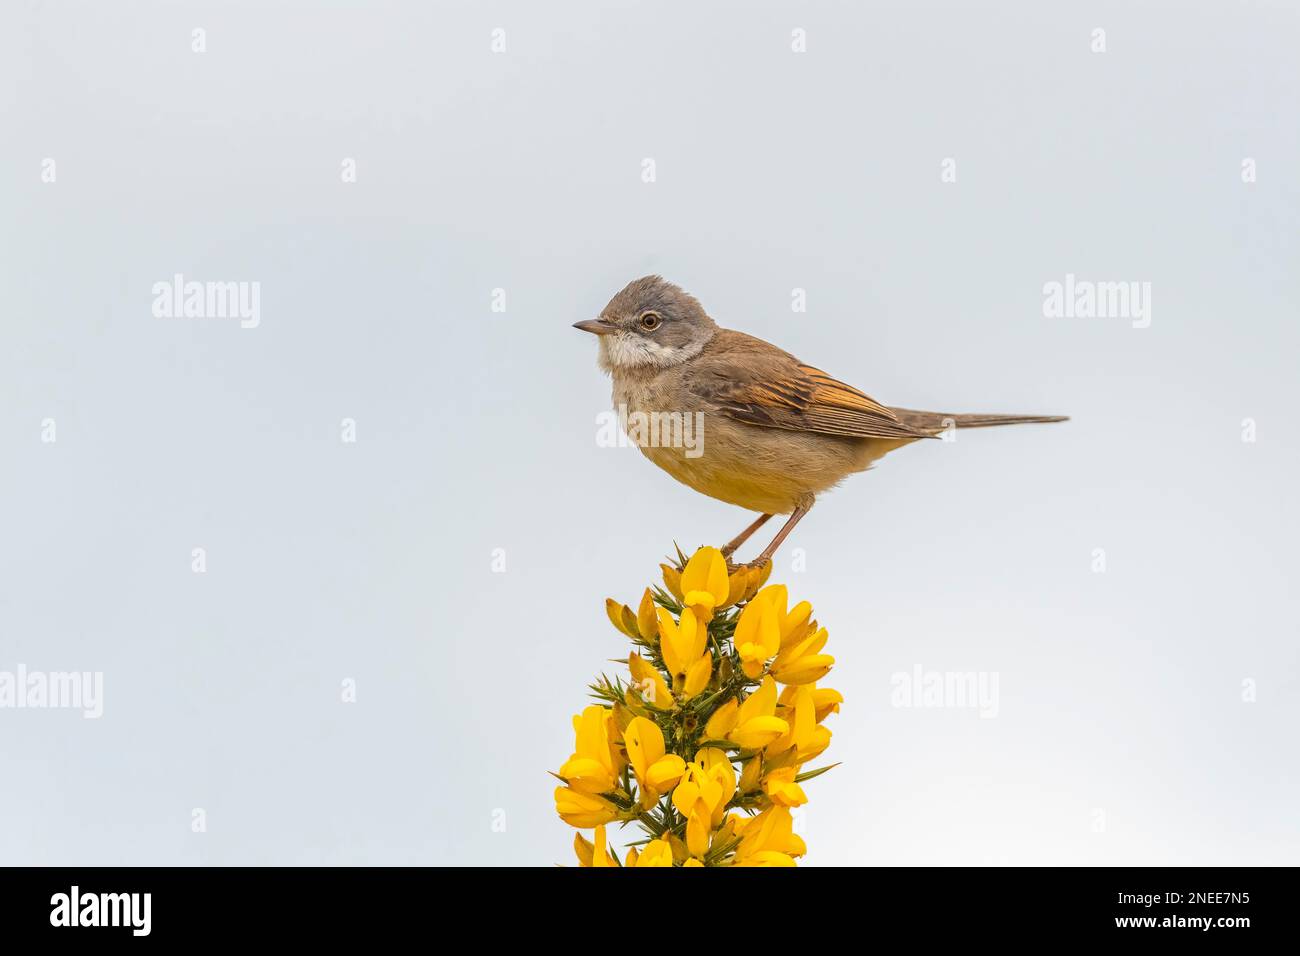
(574, 276, 717, 372)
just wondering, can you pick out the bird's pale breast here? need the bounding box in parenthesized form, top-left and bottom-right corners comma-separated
(614, 374, 900, 514)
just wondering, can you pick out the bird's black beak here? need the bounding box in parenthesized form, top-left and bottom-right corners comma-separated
(573, 318, 615, 336)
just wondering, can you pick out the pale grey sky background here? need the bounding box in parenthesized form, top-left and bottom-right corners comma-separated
(2, 1, 1297, 866)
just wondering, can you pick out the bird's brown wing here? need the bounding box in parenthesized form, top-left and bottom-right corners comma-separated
(683, 333, 931, 441)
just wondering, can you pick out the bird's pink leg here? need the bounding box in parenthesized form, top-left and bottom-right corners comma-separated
(750, 503, 811, 567)
(720, 513, 773, 559)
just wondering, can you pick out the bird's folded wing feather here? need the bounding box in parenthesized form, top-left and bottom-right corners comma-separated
(683, 340, 930, 441)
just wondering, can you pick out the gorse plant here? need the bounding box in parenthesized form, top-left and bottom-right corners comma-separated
(553, 546, 842, 867)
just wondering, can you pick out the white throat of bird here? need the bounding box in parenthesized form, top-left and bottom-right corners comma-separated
(598, 331, 708, 373)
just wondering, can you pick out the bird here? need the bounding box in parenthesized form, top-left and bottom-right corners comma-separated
(574, 276, 1067, 567)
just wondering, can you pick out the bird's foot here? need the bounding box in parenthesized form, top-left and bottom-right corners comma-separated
(725, 557, 773, 575)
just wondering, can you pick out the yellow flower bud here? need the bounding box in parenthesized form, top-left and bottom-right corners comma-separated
(606, 598, 639, 639)
(636, 588, 658, 640)
(660, 563, 684, 602)
(554, 787, 618, 828)
(573, 832, 595, 867)
(591, 824, 617, 867)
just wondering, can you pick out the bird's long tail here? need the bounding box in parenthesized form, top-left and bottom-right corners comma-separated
(889, 407, 1069, 434)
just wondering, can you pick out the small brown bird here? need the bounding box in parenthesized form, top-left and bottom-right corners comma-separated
(575, 276, 1067, 566)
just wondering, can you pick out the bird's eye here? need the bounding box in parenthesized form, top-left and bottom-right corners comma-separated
(639, 312, 662, 331)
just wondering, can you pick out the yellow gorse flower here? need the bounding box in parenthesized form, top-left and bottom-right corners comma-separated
(732, 805, 807, 867)
(625, 716, 686, 806)
(733, 595, 780, 679)
(761, 767, 807, 807)
(714, 675, 790, 750)
(678, 546, 729, 622)
(672, 747, 737, 851)
(554, 787, 619, 828)
(656, 607, 711, 698)
(555, 546, 843, 866)
(558, 705, 621, 794)
(770, 624, 834, 685)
